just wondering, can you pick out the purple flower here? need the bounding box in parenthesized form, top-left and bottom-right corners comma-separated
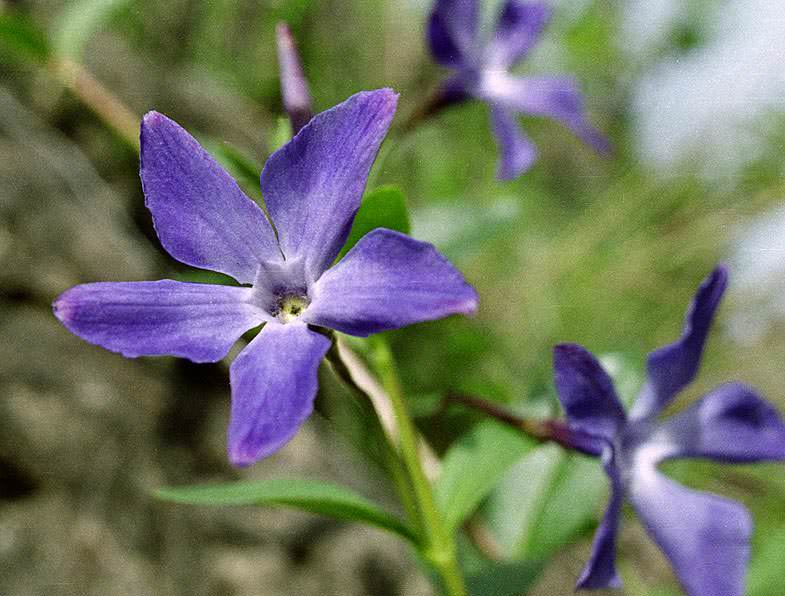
(553, 265, 785, 595)
(427, 0, 609, 179)
(53, 89, 479, 467)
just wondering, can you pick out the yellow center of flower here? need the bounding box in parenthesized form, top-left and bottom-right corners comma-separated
(276, 294, 310, 323)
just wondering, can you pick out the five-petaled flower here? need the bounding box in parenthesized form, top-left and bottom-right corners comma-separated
(53, 89, 479, 467)
(552, 265, 785, 596)
(427, 0, 609, 179)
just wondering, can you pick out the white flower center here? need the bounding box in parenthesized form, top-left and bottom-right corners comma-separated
(274, 294, 310, 323)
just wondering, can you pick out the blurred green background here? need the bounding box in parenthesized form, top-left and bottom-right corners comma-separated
(2, 0, 785, 595)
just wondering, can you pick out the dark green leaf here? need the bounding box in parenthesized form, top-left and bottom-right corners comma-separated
(0, 14, 50, 64)
(338, 185, 410, 260)
(203, 140, 264, 204)
(53, 0, 131, 59)
(173, 269, 239, 286)
(435, 420, 535, 532)
(155, 477, 418, 544)
(466, 559, 544, 596)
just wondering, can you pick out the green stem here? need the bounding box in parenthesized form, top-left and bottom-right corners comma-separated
(323, 338, 421, 532)
(368, 336, 467, 596)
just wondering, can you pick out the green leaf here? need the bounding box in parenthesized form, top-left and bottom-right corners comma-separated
(484, 444, 606, 560)
(155, 477, 418, 544)
(202, 140, 264, 203)
(173, 269, 239, 286)
(337, 185, 410, 260)
(466, 559, 544, 596)
(270, 116, 293, 152)
(748, 524, 785, 596)
(411, 197, 520, 261)
(522, 454, 606, 558)
(0, 13, 50, 64)
(435, 420, 536, 533)
(53, 0, 131, 59)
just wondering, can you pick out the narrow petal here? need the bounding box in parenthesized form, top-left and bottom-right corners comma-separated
(631, 265, 728, 420)
(489, 105, 537, 179)
(629, 470, 751, 596)
(53, 281, 267, 362)
(427, 0, 480, 68)
(260, 90, 397, 282)
(303, 228, 478, 337)
(227, 322, 331, 466)
(576, 448, 623, 590)
(140, 112, 280, 284)
(553, 344, 626, 440)
(486, 1, 551, 68)
(485, 75, 610, 154)
(276, 23, 313, 135)
(659, 383, 785, 463)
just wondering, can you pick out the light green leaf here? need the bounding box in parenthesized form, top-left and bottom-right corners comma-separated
(337, 185, 410, 260)
(410, 197, 520, 261)
(435, 420, 536, 533)
(270, 116, 293, 152)
(53, 0, 131, 59)
(522, 454, 606, 558)
(0, 13, 50, 64)
(155, 477, 418, 544)
(483, 444, 606, 560)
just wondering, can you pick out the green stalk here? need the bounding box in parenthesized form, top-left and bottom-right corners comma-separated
(368, 336, 467, 596)
(323, 339, 421, 529)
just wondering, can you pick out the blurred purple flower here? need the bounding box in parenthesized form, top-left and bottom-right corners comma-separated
(53, 89, 479, 467)
(427, 0, 609, 179)
(276, 22, 313, 135)
(553, 265, 785, 595)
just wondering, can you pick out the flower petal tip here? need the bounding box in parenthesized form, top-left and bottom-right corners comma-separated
(51, 292, 72, 326)
(461, 289, 480, 316)
(141, 110, 166, 128)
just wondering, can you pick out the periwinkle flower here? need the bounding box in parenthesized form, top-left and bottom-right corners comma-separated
(53, 89, 478, 467)
(553, 265, 785, 595)
(427, 0, 609, 179)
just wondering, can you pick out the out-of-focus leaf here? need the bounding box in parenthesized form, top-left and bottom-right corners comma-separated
(747, 524, 785, 596)
(155, 477, 418, 544)
(53, 0, 131, 59)
(270, 115, 293, 152)
(173, 269, 239, 286)
(202, 139, 267, 212)
(0, 13, 50, 64)
(435, 420, 535, 533)
(483, 444, 605, 560)
(466, 559, 544, 596)
(269, 0, 311, 27)
(483, 444, 563, 555)
(337, 185, 410, 260)
(522, 455, 606, 558)
(598, 351, 644, 408)
(411, 197, 520, 261)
